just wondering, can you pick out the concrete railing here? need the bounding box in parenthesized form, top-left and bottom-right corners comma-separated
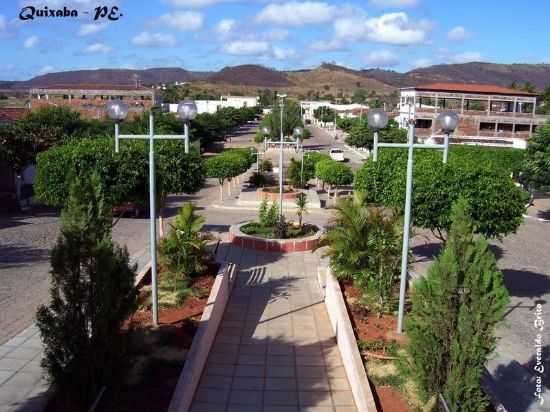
(319, 267, 378, 412)
(167, 262, 237, 412)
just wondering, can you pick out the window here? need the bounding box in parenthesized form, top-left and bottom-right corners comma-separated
(416, 119, 432, 129)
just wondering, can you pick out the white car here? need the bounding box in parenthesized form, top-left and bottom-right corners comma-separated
(329, 148, 345, 162)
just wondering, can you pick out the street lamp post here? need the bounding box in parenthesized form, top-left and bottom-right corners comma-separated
(367, 108, 389, 161)
(261, 125, 271, 152)
(372, 110, 459, 334)
(107, 99, 198, 327)
(278, 94, 287, 216)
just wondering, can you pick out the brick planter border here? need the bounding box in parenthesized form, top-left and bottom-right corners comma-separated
(229, 222, 323, 253)
(257, 187, 300, 202)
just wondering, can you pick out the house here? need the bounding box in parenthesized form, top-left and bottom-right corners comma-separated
(398, 82, 549, 148)
(29, 84, 156, 119)
(166, 95, 259, 115)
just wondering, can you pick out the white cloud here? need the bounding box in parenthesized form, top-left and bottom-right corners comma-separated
(37, 65, 55, 75)
(369, 0, 419, 7)
(82, 42, 113, 54)
(447, 26, 470, 41)
(0, 15, 5, 32)
(24, 35, 39, 49)
(216, 19, 236, 36)
(450, 51, 481, 63)
(273, 46, 297, 60)
(132, 32, 177, 47)
(78, 23, 107, 36)
(256, 2, 336, 26)
(223, 40, 270, 55)
(155, 11, 204, 31)
(363, 50, 399, 67)
(335, 12, 427, 45)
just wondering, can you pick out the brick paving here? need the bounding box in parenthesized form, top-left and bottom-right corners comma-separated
(190, 244, 357, 412)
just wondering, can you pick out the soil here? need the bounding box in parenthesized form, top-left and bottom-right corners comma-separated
(373, 386, 411, 412)
(44, 270, 216, 412)
(340, 280, 411, 412)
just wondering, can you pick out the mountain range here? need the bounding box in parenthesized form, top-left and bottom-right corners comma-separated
(2, 62, 550, 94)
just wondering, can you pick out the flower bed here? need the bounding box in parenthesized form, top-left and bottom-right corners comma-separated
(229, 222, 322, 252)
(44, 264, 218, 412)
(257, 186, 300, 202)
(339, 281, 415, 412)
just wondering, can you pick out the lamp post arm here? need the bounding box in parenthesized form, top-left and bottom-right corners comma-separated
(115, 122, 120, 153)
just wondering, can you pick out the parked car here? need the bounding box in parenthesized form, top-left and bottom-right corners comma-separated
(329, 148, 345, 162)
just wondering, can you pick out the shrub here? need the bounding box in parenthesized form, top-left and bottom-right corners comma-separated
(315, 159, 354, 187)
(275, 214, 288, 239)
(36, 173, 137, 411)
(259, 159, 273, 172)
(320, 193, 402, 313)
(406, 199, 509, 409)
(249, 172, 268, 187)
(295, 192, 308, 227)
(522, 123, 550, 189)
(354, 148, 527, 239)
(288, 152, 330, 188)
(159, 203, 211, 304)
(258, 198, 279, 227)
(35, 138, 204, 208)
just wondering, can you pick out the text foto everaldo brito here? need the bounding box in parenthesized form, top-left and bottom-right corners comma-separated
(533, 303, 545, 406)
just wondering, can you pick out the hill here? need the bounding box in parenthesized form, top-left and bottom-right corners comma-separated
(208, 65, 293, 87)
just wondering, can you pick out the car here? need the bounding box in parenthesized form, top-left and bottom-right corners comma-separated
(329, 148, 345, 162)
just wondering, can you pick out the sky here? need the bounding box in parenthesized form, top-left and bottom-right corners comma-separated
(0, 0, 549, 80)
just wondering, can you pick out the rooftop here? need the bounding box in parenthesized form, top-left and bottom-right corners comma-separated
(403, 82, 537, 97)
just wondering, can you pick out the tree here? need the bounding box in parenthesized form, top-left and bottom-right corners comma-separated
(406, 199, 509, 410)
(288, 152, 330, 188)
(315, 159, 354, 198)
(36, 173, 137, 411)
(295, 193, 308, 227)
(320, 193, 402, 312)
(522, 123, 550, 189)
(313, 106, 336, 124)
(261, 99, 303, 139)
(159, 203, 211, 296)
(204, 150, 252, 201)
(354, 148, 527, 239)
(34, 138, 205, 208)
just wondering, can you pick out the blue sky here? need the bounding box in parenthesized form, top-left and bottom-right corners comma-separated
(0, 0, 549, 80)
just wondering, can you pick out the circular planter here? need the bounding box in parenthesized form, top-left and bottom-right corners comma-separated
(257, 186, 300, 202)
(229, 222, 323, 253)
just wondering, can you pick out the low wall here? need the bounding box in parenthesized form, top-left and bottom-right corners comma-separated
(320, 267, 378, 412)
(167, 263, 237, 412)
(229, 222, 322, 252)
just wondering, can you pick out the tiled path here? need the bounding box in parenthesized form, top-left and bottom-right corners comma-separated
(190, 244, 357, 412)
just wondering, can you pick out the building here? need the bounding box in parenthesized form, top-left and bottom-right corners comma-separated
(300, 101, 370, 123)
(167, 95, 259, 115)
(29, 84, 156, 119)
(398, 83, 550, 148)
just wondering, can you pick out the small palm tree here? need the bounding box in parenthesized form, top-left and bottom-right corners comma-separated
(159, 203, 212, 285)
(320, 192, 402, 313)
(295, 192, 308, 227)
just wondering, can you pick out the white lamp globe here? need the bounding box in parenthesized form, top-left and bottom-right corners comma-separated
(177, 100, 198, 122)
(106, 100, 129, 121)
(367, 108, 389, 130)
(437, 111, 459, 133)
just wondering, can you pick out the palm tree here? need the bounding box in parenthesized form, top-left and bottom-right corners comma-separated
(295, 192, 308, 227)
(320, 192, 402, 313)
(159, 203, 212, 284)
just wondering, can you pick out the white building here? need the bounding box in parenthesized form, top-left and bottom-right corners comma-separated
(300, 101, 369, 122)
(167, 95, 259, 115)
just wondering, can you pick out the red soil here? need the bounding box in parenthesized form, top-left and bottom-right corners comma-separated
(340, 281, 411, 412)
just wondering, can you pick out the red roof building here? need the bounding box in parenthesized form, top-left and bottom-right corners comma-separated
(0, 108, 28, 124)
(398, 82, 547, 147)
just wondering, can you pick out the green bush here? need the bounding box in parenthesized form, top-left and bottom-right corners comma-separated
(354, 148, 527, 239)
(35, 138, 204, 208)
(406, 199, 509, 409)
(522, 123, 550, 189)
(36, 173, 137, 411)
(288, 152, 330, 188)
(315, 159, 354, 187)
(259, 159, 273, 172)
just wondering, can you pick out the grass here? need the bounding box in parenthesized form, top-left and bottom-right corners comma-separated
(241, 222, 318, 239)
(140, 275, 195, 309)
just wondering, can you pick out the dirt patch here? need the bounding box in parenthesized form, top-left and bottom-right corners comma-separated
(374, 386, 411, 412)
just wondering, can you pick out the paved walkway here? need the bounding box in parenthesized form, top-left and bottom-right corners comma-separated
(190, 245, 357, 412)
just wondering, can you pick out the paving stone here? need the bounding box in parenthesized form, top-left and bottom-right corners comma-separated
(232, 377, 264, 391)
(235, 365, 265, 377)
(298, 391, 333, 407)
(265, 378, 297, 391)
(264, 390, 298, 406)
(229, 389, 263, 406)
(331, 391, 355, 406)
(0, 358, 28, 372)
(266, 365, 296, 378)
